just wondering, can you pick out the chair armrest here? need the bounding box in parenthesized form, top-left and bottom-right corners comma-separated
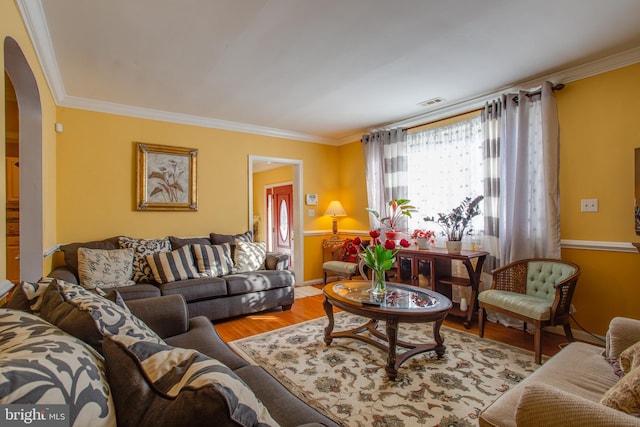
(125, 294, 189, 339)
(606, 317, 640, 358)
(516, 383, 640, 427)
(48, 266, 79, 285)
(265, 252, 289, 270)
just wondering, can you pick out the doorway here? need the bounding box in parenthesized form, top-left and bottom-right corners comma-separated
(267, 184, 293, 267)
(248, 155, 303, 284)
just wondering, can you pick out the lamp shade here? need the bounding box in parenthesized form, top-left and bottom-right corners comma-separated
(324, 200, 347, 217)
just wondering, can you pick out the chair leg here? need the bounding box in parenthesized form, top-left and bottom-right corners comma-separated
(534, 326, 542, 364)
(323, 271, 327, 286)
(478, 307, 485, 338)
(563, 322, 575, 342)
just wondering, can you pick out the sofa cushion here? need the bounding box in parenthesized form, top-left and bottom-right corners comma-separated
(103, 334, 278, 427)
(169, 235, 212, 249)
(145, 245, 201, 284)
(210, 230, 253, 258)
(225, 270, 295, 296)
(60, 236, 121, 276)
(600, 365, 640, 415)
(39, 279, 164, 353)
(6, 276, 54, 313)
(619, 341, 640, 374)
(118, 236, 171, 282)
(113, 283, 162, 300)
(192, 243, 233, 277)
(0, 309, 116, 427)
(234, 240, 267, 273)
(160, 276, 227, 302)
(77, 247, 136, 289)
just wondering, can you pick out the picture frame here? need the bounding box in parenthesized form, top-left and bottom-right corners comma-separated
(136, 142, 198, 211)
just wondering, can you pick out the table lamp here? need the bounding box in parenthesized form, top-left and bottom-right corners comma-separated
(324, 200, 347, 240)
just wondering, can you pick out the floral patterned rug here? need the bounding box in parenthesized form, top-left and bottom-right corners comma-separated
(229, 312, 542, 427)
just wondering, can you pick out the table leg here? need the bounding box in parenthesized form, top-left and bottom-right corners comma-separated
(385, 317, 399, 380)
(433, 318, 446, 358)
(323, 297, 334, 345)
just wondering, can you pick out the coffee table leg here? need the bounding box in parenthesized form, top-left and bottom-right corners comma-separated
(323, 297, 334, 345)
(385, 317, 399, 380)
(433, 318, 446, 358)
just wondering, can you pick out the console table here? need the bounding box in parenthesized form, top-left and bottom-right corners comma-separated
(392, 247, 488, 328)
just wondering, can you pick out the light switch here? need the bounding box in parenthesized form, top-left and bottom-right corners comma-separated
(580, 199, 598, 212)
(308, 209, 315, 217)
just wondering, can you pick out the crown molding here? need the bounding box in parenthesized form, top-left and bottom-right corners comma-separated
(60, 96, 333, 144)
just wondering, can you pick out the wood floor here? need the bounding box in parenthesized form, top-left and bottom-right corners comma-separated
(213, 286, 574, 359)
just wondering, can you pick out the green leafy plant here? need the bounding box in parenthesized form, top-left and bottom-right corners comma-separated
(425, 195, 484, 241)
(365, 199, 417, 232)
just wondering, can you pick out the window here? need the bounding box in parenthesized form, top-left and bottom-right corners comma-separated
(406, 115, 484, 238)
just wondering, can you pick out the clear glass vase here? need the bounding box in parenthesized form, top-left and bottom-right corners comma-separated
(371, 270, 386, 297)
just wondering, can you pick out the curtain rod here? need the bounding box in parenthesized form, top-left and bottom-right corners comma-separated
(407, 83, 566, 130)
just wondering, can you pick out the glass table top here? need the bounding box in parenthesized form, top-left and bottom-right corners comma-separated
(328, 281, 448, 310)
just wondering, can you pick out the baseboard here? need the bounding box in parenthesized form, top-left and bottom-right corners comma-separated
(544, 325, 605, 346)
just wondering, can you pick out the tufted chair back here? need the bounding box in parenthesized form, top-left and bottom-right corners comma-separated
(526, 261, 578, 301)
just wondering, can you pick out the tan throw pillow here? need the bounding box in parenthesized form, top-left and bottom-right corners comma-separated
(600, 365, 640, 415)
(619, 341, 640, 375)
(78, 247, 135, 289)
(234, 240, 266, 273)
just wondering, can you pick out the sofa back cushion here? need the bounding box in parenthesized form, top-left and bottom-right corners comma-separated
(103, 334, 279, 427)
(0, 309, 116, 427)
(526, 261, 577, 301)
(39, 279, 164, 354)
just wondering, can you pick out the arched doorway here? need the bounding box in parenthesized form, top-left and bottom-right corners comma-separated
(4, 37, 44, 282)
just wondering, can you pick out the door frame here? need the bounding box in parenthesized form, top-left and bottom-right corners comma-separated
(248, 155, 303, 284)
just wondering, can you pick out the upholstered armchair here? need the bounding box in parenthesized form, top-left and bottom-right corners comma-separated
(478, 258, 581, 364)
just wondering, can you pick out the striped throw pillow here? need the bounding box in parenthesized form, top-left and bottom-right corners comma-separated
(145, 246, 200, 284)
(192, 243, 233, 277)
(234, 240, 267, 273)
(105, 334, 279, 427)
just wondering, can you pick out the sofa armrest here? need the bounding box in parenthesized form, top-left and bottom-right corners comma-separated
(48, 266, 79, 285)
(265, 252, 290, 270)
(606, 317, 640, 358)
(515, 383, 640, 427)
(125, 294, 189, 339)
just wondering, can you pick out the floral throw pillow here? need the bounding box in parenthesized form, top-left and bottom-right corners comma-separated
(118, 236, 171, 282)
(619, 341, 640, 374)
(600, 365, 640, 415)
(234, 240, 266, 273)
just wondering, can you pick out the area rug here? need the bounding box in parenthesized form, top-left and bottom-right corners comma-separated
(294, 285, 324, 299)
(230, 312, 541, 427)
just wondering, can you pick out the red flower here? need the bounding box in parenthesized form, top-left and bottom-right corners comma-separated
(384, 240, 396, 250)
(348, 245, 358, 255)
(352, 236, 361, 246)
(399, 239, 411, 248)
(369, 230, 380, 239)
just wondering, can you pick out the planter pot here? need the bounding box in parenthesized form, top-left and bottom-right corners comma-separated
(445, 240, 462, 254)
(416, 237, 430, 250)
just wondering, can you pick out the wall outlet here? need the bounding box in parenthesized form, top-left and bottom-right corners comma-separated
(308, 209, 315, 217)
(580, 199, 598, 212)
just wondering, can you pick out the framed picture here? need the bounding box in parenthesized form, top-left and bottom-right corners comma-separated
(136, 142, 198, 211)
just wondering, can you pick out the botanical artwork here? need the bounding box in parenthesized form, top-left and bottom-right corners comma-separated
(136, 143, 198, 211)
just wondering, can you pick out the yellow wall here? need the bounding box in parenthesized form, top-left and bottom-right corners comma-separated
(557, 63, 640, 334)
(2, 0, 58, 277)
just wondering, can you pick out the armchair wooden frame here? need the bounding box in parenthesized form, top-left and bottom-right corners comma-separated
(478, 258, 580, 364)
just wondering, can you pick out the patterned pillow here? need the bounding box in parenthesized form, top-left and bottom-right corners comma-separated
(234, 240, 267, 273)
(145, 245, 201, 284)
(192, 243, 233, 277)
(103, 334, 278, 427)
(600, 365, 640, 415)
(0, 309, 116, 427)
(6, 277, 54, 313)
(619, 341, 640, 374)
(118, 236, 171, 282)
(39, 279, 164, 353)
(77, 247, 135, 290)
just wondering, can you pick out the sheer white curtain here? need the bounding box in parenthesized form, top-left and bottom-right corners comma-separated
(500, 81, 560, 262)
(406, 117, 484, 237)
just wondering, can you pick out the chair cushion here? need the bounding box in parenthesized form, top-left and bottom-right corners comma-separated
(323, 260, 358, 275)
(526, 261, 577, 300)
(479, 289, 552, 320)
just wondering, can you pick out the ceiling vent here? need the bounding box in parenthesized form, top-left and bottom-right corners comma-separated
(417, 97, 444, 107)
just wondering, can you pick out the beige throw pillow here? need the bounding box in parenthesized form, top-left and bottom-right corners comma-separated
(619, 341, 640, 375)
(78, 247, 135, 289)
(600, 365, 640, 415)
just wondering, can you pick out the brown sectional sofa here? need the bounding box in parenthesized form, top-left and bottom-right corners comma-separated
(49, 233, 295, 321)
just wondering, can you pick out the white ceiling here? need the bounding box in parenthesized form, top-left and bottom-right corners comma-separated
(17, 0, 640, 144)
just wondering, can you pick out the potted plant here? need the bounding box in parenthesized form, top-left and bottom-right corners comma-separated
(365, 199, 417, 240)
(411, 229, 436, 249)
(355, 231, 410, 297)
(425, 195, 483, 253)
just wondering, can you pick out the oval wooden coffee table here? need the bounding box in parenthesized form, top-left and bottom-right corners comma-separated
(323, 280, 452, 380)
